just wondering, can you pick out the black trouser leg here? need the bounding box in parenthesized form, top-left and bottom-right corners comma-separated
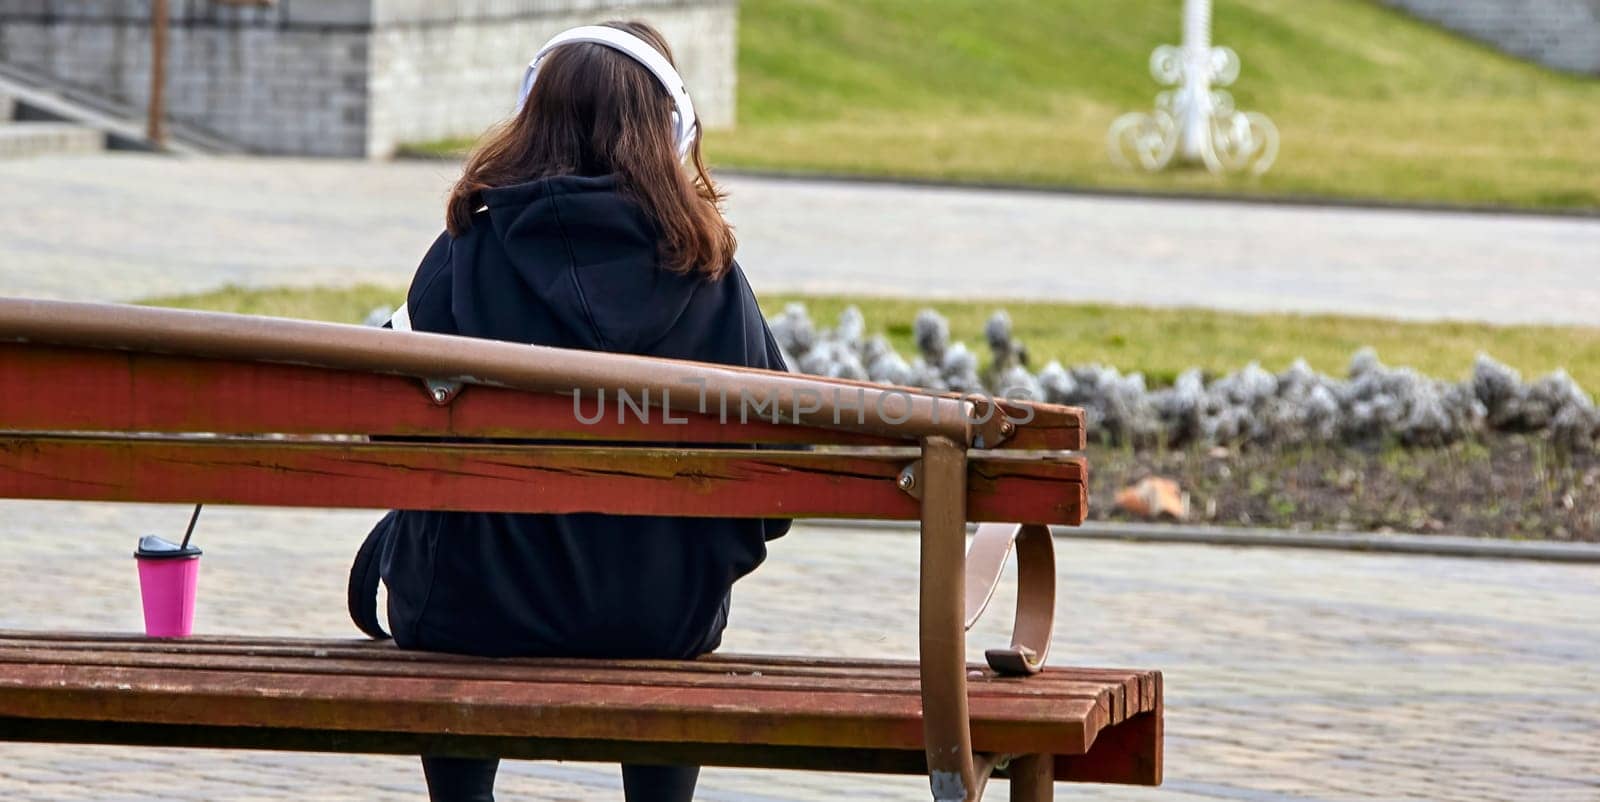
(622, 763, 700, 802)
(421, 756, 499, 802)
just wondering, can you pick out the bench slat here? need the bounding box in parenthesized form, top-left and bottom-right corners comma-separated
(0, 637, 1160, 770)
(0, 633, 1152, 677)
(0, 343, 1085, 451)
(0, 636, 1141, 691)
(0, 645, 1132, 701)
(0, 344, 893, 447)
(0, 301, 1016, 445)
(0, 635, 1153, 690)
(0, 663, 1097, 754)
(0, 301, 971, 443)
(0, 635, 1142, 698)
(0, 436, 1086, 524)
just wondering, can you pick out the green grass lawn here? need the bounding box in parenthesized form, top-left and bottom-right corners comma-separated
(143, 284, 1600, 391)
(409, 1, 1600, 210)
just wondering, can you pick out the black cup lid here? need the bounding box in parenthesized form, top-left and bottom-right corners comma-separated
(135, 535, 202, 559)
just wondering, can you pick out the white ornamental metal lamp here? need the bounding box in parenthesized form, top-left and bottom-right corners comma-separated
(1109, 0, 1278, 175)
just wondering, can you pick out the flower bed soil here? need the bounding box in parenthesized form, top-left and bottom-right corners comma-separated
(1091, 434, 1599, 541)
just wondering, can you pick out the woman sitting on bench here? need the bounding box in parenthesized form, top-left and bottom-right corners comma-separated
(364, 20, 790, 802)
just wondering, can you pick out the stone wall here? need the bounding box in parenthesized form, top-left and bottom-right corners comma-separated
(1381, 0, 1600, 75)
(365, 1, 736, 158)
(0, 0, 738, 157)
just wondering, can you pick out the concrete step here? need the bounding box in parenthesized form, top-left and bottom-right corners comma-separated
(0, 63, 238, 155)
(0, 122, 106, 159)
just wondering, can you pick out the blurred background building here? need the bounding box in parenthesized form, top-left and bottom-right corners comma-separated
(0, 0, 738, 157)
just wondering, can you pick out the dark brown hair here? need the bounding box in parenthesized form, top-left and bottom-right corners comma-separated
(446, 20, 735, 278)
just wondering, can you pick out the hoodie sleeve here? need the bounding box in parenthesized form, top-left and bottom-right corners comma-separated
(727, 262, 791, 374)
(759, 315, 792, 374)
(374, 234, 457, 449)
(403, 232, 458, 335)
(725, 262, 796, 541)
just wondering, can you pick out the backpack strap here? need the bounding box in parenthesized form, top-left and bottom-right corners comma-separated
(346, 307, 409, 640)
(348, 512, 395, 640)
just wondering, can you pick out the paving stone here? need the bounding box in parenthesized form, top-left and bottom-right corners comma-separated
(1, 501, 1598, 800)
(0, 156, 1597, 325)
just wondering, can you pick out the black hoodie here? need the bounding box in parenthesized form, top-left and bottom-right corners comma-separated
(376, 174, 790, 659)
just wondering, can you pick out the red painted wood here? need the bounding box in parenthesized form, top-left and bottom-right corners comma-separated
(0, 344, 1086, 449)
(0, 662, 1098, 756)
(0, 344, 900, 446)
(0, 649, 1133, 705)
(0, 635, 1139, 692)
(0, 637, 1160, 783)
(1054, 710, 1163, 785)
(0, 437, 1085, 523)
(972, 456, 1089, 526)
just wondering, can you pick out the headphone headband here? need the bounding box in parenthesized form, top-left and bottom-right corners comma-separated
(517, 25, 700, 160)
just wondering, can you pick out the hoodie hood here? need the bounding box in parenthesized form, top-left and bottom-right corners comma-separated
(471, 173, 701, 352)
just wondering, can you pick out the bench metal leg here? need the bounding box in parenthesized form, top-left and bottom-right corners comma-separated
(1008, 755, 1053, 801)
(919, 435, 977, 801)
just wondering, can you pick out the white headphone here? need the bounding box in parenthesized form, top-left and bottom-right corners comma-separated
(517, 25, 700, 160)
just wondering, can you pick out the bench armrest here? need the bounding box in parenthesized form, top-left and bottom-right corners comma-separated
(963, 523, 1055, 676)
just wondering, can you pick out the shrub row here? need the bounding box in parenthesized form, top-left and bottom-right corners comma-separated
(767, 304, 1600, 451)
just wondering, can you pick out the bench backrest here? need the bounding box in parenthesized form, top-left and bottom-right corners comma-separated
(0, 298, 1087, 802)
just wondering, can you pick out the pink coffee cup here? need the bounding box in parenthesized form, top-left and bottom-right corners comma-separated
(135, 535, 202, 638)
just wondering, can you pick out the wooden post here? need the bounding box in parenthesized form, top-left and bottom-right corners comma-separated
(147, 0, 168, 146)
(918, 436, 977, 801)
(1006, 755, 1053, 801)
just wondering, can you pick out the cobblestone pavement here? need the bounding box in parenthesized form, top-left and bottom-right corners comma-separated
(1, 154, 1597, 325)
(1, 502, 1597, 801)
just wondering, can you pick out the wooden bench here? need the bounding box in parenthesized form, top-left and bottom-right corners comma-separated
(0, 298, 1162, 801)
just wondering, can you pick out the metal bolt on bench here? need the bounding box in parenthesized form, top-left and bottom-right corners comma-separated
(0, 298, 1162, 801)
